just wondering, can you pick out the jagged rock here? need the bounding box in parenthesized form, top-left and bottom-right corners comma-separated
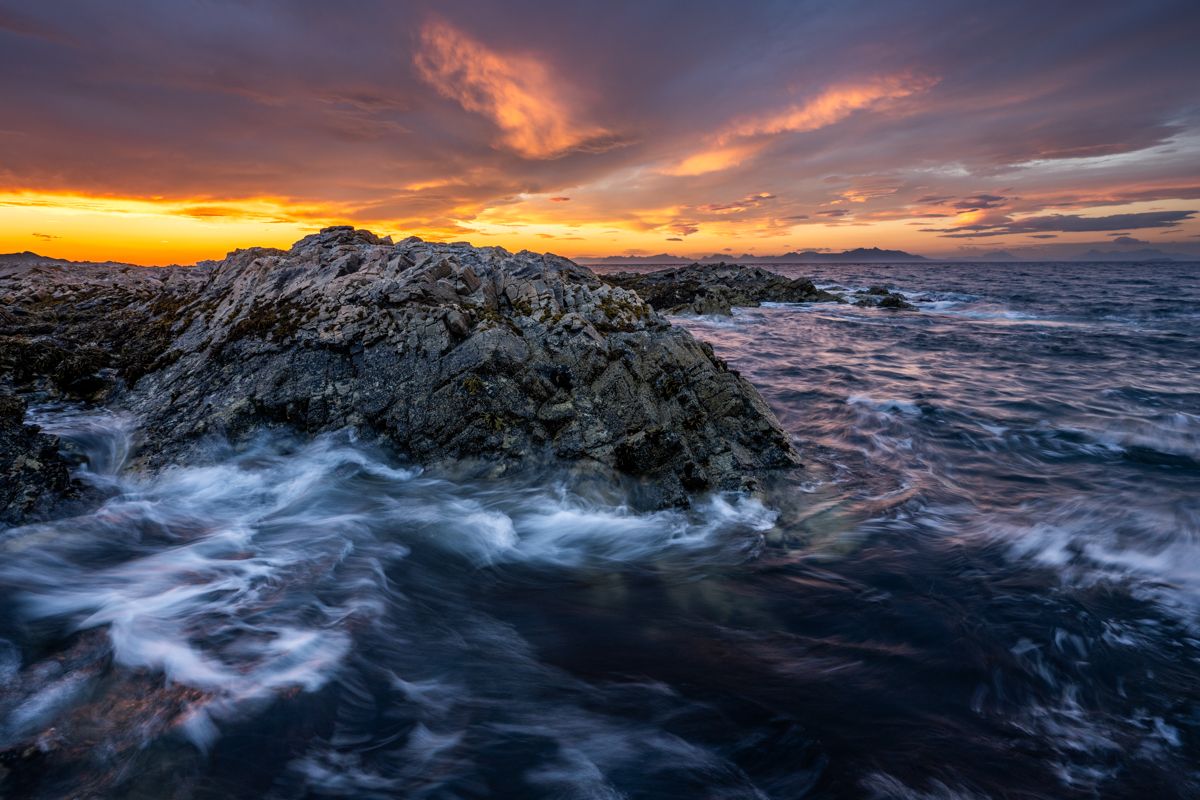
(5, 228, 800, 506)
(0, 259, 209, 400)
(853, 286, 917, 310)
(601, 262, 842, 315)
(0, 394, 74, 527)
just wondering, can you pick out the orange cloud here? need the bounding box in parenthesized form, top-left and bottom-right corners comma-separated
(663, 74, 936, 176)
(718, 74, 938, 142)
(414, 20, 620, 159)
(664, 143, 763, 176)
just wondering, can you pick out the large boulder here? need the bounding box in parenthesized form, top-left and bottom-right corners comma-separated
(602, 262, 842, 315)
(101, 227, 802, 506)
(852, 285, 917, 310)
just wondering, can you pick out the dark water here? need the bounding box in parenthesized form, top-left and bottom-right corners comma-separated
(2, 261, 1199, 798)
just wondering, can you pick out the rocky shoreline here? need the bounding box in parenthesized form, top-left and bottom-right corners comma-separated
(601, 263, 918, 314)
(602, 262, 843, 315)
(2, 228, 823, 519)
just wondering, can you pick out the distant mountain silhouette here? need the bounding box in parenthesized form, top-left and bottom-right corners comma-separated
(0, 251, 144, 269)
(0, 250, 75, 266)
(580, 247, 928, 264)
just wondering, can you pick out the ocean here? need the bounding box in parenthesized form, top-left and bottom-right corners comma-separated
(2, 261, 1197, 798)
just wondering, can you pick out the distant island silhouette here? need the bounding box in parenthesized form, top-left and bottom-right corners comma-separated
(578, 247, 929, 265)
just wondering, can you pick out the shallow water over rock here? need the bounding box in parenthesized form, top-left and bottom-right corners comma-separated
(2, 260, 1198, 798)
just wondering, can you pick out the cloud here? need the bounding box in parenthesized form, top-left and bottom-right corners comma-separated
(414, 19, 621, 159)
(698, 192, 775, 213)
(954, 194, 1006, 210)
(840, 178, 902, 203)
(663, 143, 761, 177)
(666, 236, 683, 241)
(31, 231, 60, 239)
(936, 210, 1197, 238)
(550, 196, 570, 202)
(0, 1, 1198, 262)
(665, 75, 937, 177)
(1111, 235, 1148, 244)
(718, 74, 938, 142)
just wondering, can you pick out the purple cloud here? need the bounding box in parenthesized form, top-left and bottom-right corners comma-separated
(937, 210, 1196, 238)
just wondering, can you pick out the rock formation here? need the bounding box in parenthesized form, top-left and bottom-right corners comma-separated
(1, 258, 208, 400)
(3, 228, 803, 509)
(0, 394, 74, 526)
(601, 263, 842, 315)
(852, 286, 917, 310)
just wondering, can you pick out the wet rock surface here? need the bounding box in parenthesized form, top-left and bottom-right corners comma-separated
(0, 395, 73, 527)
(3, 228, 803, 508)
(602, 262, 843, 315)
(852, 285, 917, 310)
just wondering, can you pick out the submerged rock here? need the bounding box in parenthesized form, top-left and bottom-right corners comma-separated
(852, 286, 916, 310)
(0, 394, 73, 526)
(5, 228, 801, 506)
(601, 262, 842, 315)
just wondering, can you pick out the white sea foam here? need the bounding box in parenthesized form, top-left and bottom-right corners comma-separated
(0, 414, 778, 751)
(847, 394, 923, 416)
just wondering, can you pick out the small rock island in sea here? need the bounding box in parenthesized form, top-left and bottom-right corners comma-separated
(0, 226, 870, 518)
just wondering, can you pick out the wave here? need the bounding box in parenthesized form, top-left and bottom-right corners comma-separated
(0, 412, 778, 752)
(847, 394, 925, 417)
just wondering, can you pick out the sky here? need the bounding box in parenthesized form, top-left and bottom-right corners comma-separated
(1, 0, 1199, 264)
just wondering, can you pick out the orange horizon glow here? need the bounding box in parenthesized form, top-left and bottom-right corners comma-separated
(2, 187, 1197, 266)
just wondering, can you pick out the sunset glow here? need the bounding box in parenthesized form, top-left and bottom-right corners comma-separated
(4, 4, 1200, 794)
(1, 4, 1197, 264)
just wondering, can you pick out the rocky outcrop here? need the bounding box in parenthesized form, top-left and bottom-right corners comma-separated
(0, 259, 208, 400)
(0, 395, 74, 527)
(601, 263, 842, 315)
(6, 228, 795, 507)
(852, 286, 917, 310)
(2, 230, 804, 506)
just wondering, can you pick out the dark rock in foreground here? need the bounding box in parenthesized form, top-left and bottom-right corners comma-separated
(3, 228, 803, 507)
(601, 262, 842, 315)
(0, 394, 74, 526)
(852, 286, 917, 310)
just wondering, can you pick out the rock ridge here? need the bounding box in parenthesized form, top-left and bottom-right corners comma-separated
(3, 227, 803, 508)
